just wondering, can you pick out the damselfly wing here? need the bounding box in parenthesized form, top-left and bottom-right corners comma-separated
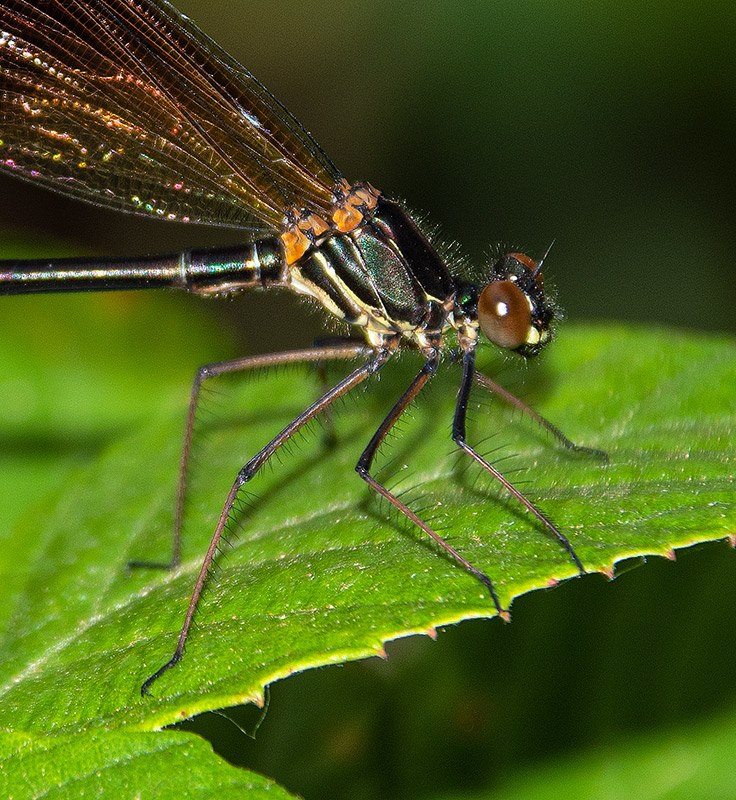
(0, 0, 605, 694)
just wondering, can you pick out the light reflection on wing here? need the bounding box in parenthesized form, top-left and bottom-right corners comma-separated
(0, 0, 343, 232)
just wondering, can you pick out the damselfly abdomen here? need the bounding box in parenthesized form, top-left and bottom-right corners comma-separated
(0, 0, 605, 694)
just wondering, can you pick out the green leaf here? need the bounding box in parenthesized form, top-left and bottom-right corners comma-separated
(0, 729, 297, 799)
(0, 315, 733, 791)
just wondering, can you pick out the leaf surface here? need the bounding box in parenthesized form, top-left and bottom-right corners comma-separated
(0, 310, 732, 793)
(1, 320, 732, 733)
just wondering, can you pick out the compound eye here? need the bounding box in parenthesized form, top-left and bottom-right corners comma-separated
(477, 280, 531, 349)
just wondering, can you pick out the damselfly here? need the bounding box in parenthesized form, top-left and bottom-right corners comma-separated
(0, 0, 605, 694)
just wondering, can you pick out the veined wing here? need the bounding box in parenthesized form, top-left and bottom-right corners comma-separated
(0, 0, 342, 231)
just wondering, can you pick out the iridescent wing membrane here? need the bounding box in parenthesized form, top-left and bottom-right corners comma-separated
(0, 0, 341, 231)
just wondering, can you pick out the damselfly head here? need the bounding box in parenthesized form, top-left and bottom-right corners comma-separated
(457, 252, 557, 358)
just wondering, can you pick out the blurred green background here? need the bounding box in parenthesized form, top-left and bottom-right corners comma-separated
(0, 1, 734, 798)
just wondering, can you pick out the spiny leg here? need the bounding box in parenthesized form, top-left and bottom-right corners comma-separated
(355, 355, 506, 617)
(454, 350, 584, 574)
(474, 370, 608, 462)
(141, 345, 389, 695)
(315, 358, 337, 448)
(129, 342, 373, 571)
(312, 337, 363, 448)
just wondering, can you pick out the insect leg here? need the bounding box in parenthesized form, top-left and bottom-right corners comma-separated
(312, 337, 365, 448)
(474, 370, 608, 462)
(141, 344, 388, 695)
(355, 356, 506, 616)
(454, 350, 585, 574)
(128, 341, 373, 571)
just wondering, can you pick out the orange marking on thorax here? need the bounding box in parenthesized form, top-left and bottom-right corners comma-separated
(332, 182, 380, 233)
(281, 182, 381, 264)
